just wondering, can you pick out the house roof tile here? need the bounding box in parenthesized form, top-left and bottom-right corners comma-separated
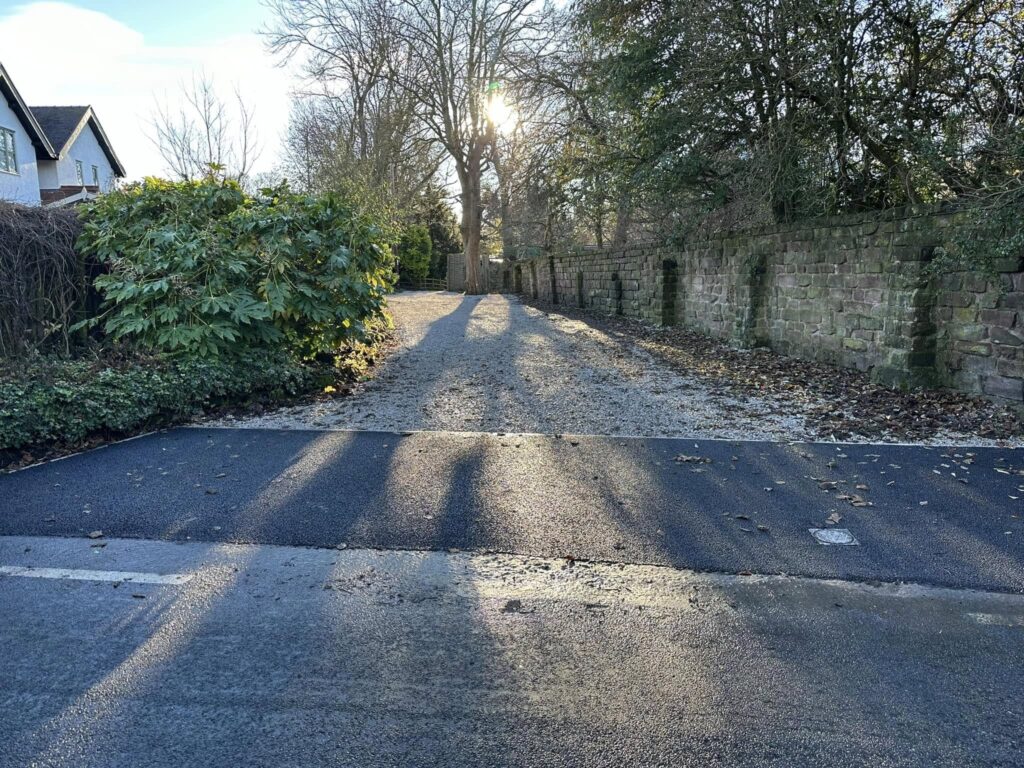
(30, 106, 90, 152)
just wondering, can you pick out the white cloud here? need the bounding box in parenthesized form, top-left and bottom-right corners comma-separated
(0, 2, 295, 179)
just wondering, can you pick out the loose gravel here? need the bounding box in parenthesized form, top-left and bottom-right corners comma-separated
(210, 291, 815, 439)
(209, 291, 1020, 445)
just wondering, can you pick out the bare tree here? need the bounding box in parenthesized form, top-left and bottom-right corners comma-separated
(282, 83, 441, 210)
(268, 0, 550, 294)
(485, 7, 589, 253)
(151, 73, 262, 183)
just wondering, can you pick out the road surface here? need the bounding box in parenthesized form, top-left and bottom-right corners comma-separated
(2, 293, 1022, 767)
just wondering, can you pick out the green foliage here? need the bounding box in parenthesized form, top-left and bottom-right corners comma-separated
(575, 0, 1024, 227)
(939, 196, 1024, 280)
(411, 185, 462, 279)
(944, 127, 1024, 274)
(397, 224, 432, 282)
(1, 316, 391, 458)
(0, 350, 324, 453)
(76, 177, 394, 357)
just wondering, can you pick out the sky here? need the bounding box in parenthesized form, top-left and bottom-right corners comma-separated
(0, 0, 297, 179)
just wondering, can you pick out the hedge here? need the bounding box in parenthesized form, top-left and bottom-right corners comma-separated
(0, 202, 91, 357)
(0, 351, 332, 457)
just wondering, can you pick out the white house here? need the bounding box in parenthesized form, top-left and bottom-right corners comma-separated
(32, 106, 126, 205)
(0, 61, 124, 206)
(0, 61, 54, 205)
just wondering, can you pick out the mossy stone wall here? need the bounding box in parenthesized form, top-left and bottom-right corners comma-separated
(498, 204, 1024, 403)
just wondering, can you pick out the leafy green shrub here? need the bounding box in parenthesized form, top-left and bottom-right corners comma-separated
(943, 198, 1024, 279)
(0, 315, 391, 461)
(397, 224, 432, 282)
(76, 178, 394, 357)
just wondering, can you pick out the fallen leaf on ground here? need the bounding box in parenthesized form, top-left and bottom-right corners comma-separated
(538, 297, 1023, 444)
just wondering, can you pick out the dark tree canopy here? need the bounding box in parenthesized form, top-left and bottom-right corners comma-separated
(575, 0, 1024, 233)
(265, 0, 1024, 258)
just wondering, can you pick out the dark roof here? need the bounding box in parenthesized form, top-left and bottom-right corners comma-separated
(30, 106, 89, 152)
(0, 62, 57, 159)
(29, 105, 126, 177)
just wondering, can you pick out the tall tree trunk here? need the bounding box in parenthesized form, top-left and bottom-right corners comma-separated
(498, 192, 514, 259)
(461, 144, 485, 295)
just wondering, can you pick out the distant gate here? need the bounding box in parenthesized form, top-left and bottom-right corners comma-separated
(447, 253, 466, 291)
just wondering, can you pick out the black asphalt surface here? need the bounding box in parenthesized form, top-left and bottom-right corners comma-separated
(2, 536, 1023, 768)
(3, 427, 1022, 592)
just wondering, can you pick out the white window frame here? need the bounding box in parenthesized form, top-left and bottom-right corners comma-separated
(0, 127, 17, 175)
(75, 160, 84, 185)
(91, 164, 99, 187)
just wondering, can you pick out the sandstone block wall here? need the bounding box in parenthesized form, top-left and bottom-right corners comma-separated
(496, 204, 1024, 403)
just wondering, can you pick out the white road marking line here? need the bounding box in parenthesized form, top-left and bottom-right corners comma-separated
(967, 612, 1024, 627)
(0, 565, 192, 585)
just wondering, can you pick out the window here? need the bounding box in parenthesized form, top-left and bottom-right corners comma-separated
(75, 160, 84, 185)
(0, 128, 17, 174)
(91, 165, 99, 187)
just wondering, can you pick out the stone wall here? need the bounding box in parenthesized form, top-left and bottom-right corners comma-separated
(496, 204, 1024, 403)
(935, 269, 1024, 401)
(447, 252, 466, 292)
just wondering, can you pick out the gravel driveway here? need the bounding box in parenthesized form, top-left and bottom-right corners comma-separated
(213, 291, 812, 440)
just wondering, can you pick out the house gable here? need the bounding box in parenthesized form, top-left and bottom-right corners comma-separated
(0, 62, 124, 206)
(31, 106, 126, 178)
(42, 120, 117, 193)
(0, 62, 56, 205)
(0, 96, 41, 204)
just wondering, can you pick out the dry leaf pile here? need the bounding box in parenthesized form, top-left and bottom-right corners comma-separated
(532, 301, 1022, 442)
